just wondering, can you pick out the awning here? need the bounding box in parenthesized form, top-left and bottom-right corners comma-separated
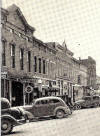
(42, 85, 49, 89)
(48, 87, 60, 92)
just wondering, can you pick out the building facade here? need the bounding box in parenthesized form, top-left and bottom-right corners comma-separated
(96, 76, 100, 90)
(1, 5, 59, 106)
(1, 4, 96, 106)
(79, 56, 96, 89)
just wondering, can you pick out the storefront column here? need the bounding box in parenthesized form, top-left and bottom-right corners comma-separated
(23, 83, 25, 105)
(4, 79, 6, 97)
(9, 80, 12, 105)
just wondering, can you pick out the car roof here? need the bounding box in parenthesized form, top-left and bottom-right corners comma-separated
(35, 96, 62, 101)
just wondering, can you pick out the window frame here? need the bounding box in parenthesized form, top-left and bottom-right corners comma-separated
(34, 56, 37, 72)
(2, 40, 6, 66)
(11, 44, 15, 68)
(27, 51, 31, 72)
(39, 58, 41, 73)
(43, 59, 46, 74)
(20, 48, 24, 70)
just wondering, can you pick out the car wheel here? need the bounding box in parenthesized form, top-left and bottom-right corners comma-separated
(1, 119, 13, 135)
(74, 104, 81, 110)
(56, 110, 64, 119)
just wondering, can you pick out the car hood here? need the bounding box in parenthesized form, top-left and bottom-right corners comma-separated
(75, 99, 85, 104)
(10, 107, 21, 112)
(17, 105, 32, 111)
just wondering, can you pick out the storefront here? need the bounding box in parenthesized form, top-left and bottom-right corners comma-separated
(1, 72, 10, 101)
(73, 84, 84, 102)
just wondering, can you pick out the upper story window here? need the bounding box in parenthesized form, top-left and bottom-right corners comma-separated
(27, 51, 31, 72)
(2, 40, 6, 66)
(20, 48, 24, 70)
(34, 56, 37, 72)
(43, 60, 46, 74)
(11, 44, 15, 68)
(39, 58, 41, 73)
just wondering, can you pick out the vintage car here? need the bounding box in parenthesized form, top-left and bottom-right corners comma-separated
(22, 96, 72, 120)
(1, 98, 27, 135)
(73, 95, 100, 110)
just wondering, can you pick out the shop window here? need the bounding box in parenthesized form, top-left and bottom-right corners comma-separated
(1, 79, 4, 97)
(34, 56, 37, 72)
(77, 75, 81, 84)
(11, 44, 15, 68)
(43, 60, 46, 74)
(53, 81, 56, 85)
(20, 48, 24, 70)
(2, 40, 6, 66)
(27, 51, 31, 72)
(39, 58, 41, 73)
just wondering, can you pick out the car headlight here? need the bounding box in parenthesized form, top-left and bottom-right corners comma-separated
(18, 107, 25, 115)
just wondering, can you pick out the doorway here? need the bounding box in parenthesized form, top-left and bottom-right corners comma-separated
(12, 81, 23, 106)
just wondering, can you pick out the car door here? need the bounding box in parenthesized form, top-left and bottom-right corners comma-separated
(32, 100, 49, 117)
(84, 97, 91, 107)
(40, 100, 50, 117)
(49, 99, 61, 115)
(32, 100, 42, 117)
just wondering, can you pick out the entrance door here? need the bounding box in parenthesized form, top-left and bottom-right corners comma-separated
(12, 81, 23, 106)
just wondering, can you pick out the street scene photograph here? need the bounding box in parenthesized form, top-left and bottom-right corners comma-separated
(1, 0, 100, 136)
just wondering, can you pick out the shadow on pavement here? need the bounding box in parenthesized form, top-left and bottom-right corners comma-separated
(29, 114, 75, 123)
(5, 131, 25, 136)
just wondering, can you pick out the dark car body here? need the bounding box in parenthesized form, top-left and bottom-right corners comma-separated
(74, 95, 100, 110)
(22, 96, 72, 120)
(1, 98, 26, 135)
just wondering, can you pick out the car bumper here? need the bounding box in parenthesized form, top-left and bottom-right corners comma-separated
(64, 109, 72, 116)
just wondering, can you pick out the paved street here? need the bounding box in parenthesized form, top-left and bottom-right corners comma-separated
(6, 108, 100, 136)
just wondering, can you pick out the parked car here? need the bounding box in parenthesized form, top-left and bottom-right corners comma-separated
(73, 95, 100, 110)
(1, 98, 27, 135)
(22, 96, 72, 120)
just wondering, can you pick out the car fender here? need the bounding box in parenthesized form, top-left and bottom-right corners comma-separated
(24, 111, 34, 120)
(53, 106, 67, 116)
(1, 114, 22, 126)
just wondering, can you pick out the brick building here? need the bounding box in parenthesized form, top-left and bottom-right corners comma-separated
(96, 76, 100, 90)
(46, 42, 88, 101)
(79, 56, 96, 89)
(1, 4, 96, 106)
(1, 5, 59, 106)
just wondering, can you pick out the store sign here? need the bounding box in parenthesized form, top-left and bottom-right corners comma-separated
(1, 72, 7, 79)
(25, 85, 33, 93)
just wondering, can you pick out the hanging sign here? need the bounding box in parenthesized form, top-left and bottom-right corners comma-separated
(25, 85, 33, 93)
(1, 72, 7, 79)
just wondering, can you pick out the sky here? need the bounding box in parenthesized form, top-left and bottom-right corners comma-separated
(2, 0, 100, 76)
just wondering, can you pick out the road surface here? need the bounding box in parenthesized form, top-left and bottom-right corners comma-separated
(6, 108, 100, 136)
